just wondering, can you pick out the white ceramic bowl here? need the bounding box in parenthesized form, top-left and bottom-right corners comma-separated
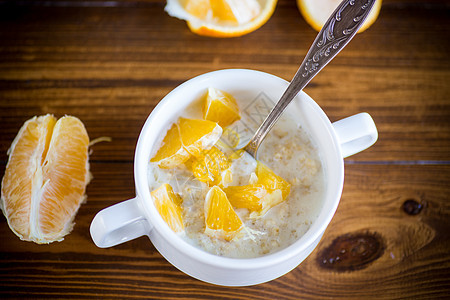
(90, 69, 377, 286)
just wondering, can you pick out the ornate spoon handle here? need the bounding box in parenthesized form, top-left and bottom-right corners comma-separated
(244, 0, 376, 158)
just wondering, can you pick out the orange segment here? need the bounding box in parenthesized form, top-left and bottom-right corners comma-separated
(185, 146, 230, 186)
(204, 186, 243, 241)
(151, 183, 184, 233)
(1, 115, 56, 241)
(223, 162, 291, 218)
(38, 116, 90, 240)
(297, 0, 382, 33)
(1, 114, 90, 243)
(224, 184, 267, 211)
(224, 183, 284, 218)
(256, 161, 290, 200)
(251, 189, 284, 218)
(178, 117, 222, 157)
(150, 123, 190, 169)
(165, 0, 278, 38)
(203, 87, 240, 128)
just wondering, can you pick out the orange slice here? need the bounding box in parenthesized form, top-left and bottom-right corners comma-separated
(203, 87, 240, 127)
(178, 117, 222, 157)
(151, 183, 184, 233)
(223, 162, 290, 218)
(185, 146, 230, 186)
(256, 161, 290, 200)
(150, 123, 190, 169)
(204, 186, 243, 241)
(1, 114, 90, 243)
(297, 0, 382, 33)
(165, 0, 278, 38)
(224, 184, 267, 211)
(224, 183, 284, 218)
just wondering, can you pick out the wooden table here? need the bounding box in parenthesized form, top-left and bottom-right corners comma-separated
(1, 0, 449, 298)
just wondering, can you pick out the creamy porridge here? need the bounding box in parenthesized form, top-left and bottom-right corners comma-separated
(147, 89, 325, 258)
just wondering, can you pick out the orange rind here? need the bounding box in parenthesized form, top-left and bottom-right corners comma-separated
(165, 0, 278, 37)
(297, 0, 382, 33)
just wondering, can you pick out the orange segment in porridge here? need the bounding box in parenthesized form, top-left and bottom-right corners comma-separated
(185, 146, 231, 186)
(178, 117, 222, 157)
(224, 184, 267, 211)
(151, 183, 184, 233)
(204, 186, 243, 241)
(223, 162, 291, 218)
(225, 183, 285, 218)
(251, 189, 284, 218)
(203, 87, 241, 127)
(256, 161, 291, 200)
(150, 123, 190, 169)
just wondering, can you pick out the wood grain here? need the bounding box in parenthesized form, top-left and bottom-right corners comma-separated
(0, 0, 449, 298)
(0, 1, 449, 162)
(0, 164, 449, 298)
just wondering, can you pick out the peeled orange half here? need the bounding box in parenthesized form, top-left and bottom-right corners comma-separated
(165, 0, 278, 37)
(297, 0, 382, 33)
(1, 114, 90, 244)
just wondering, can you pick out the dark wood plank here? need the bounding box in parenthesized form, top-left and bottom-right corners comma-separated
(1, 163, 449, 299)
(0, 1, 449, 162)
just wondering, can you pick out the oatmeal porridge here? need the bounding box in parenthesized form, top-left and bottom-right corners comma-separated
(147, 88, 325, 258)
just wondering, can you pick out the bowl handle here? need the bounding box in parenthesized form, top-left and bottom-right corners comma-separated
(332, 112, 378, 158)
(90, 197, 152, 248)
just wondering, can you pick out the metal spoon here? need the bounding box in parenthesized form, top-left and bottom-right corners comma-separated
(243, 0, 377, 158)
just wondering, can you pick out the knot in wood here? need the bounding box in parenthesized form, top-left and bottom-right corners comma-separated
(402, 199, 423, 215)
(317, 231, 384, 272)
